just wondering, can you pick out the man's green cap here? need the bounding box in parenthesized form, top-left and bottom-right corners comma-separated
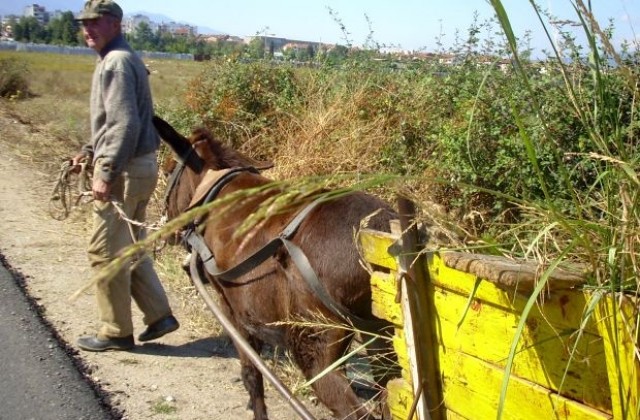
(76, 0, 123, 21)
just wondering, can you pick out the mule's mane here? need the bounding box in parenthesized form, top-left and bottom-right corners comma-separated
(190, 127, 245, 169)
(190, 127, 273, 171)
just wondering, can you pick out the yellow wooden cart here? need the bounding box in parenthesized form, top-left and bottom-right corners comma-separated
(359, 226, 639, 420)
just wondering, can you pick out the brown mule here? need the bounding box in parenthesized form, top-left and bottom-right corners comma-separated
(154, 116, 398, 420)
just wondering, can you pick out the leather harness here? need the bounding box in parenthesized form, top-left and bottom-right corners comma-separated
(169, 162, 384, 331)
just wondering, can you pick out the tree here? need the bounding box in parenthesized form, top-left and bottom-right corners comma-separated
(13, 16, 47, 43)
(130, 21, 156, 51)
(306, 44, 316, 60)
(247, 37, 264, 59)
(325, 44, 349, 64)
(48, 12, 79, 46)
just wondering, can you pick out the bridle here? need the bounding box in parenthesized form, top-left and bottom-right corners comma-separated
(162, 139, 206, 214)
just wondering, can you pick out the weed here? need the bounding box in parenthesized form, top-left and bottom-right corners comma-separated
(151, 399, 177, 415)
(0, 57, 30, 99)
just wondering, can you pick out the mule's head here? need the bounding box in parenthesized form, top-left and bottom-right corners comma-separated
(153, 116, 273, 238)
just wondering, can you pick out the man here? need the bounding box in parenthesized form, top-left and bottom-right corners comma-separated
(73, 0, 178, 351)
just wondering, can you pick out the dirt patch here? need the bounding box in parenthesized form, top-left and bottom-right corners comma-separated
(0, 106, 330, 419)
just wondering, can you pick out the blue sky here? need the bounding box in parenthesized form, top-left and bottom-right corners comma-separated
(4, 1, 639, 54)
(118, 0, 640, 54)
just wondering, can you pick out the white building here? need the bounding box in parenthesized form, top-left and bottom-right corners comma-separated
(23, 4, 47, 25)
(122, 14, 159, 34)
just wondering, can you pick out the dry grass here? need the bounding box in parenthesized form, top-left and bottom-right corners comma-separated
(274, 82, 389, 179)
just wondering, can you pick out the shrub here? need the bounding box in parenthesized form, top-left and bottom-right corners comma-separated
(183, 59, 300, 159)
(0, 58, 30, 99)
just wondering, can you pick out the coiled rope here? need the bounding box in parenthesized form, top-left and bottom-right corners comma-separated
(48, 160, 92, 220)
(50, 159, 167, 259)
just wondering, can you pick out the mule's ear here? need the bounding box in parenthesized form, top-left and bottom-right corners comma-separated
(153, 116, 192, 157)
(153, 116, 205, 173)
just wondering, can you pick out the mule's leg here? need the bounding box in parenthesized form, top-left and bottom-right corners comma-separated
(365, 332, 399, 420)
(292, 328, 372, 420)
(210, 289, 269, 420)
(238, 335, 268, 420)
(365, 327, 400, 387)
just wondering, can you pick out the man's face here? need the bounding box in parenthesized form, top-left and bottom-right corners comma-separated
(81, 14, 119, 52)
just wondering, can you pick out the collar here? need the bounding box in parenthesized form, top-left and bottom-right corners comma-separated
(98, 33, 128, 58)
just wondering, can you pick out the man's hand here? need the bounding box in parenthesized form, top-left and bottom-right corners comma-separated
(71, 152, 89, 174)
(92, 178, 112, 201)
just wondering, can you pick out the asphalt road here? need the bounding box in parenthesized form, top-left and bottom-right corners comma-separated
(0, 254, 115, 420)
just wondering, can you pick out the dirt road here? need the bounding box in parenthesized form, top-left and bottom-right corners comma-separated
(0, 109, 329, 419)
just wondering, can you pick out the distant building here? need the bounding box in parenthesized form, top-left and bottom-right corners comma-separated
(159, 22, 197, 37)
(202, 34, 242, 44)
(24, 4, 48, 25)
(121, 14, 197, 37)
(122, 14, 159, 34)
(282, 41, 319, 54)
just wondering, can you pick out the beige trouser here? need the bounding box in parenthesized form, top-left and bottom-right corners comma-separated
(88, 152, 172, 339)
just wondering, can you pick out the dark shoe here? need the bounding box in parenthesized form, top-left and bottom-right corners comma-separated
(77, 335, 134, 352)
(138, 315, 179, 342)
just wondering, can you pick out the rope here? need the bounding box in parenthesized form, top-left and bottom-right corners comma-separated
(48, 160, 161, 232)
(48, 160, 92, 220)
(110, 201, 167, 257)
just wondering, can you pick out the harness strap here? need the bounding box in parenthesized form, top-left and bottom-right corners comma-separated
(280, 237, 386, 331)
(185, 196, 384, 330)
(185, 230, 282, 283)
(184, 196, 322, 283)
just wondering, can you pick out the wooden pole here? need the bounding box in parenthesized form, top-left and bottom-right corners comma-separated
(396, 196, 444, 420)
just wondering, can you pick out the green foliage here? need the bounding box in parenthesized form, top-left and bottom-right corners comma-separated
(183, 59, 300, 157)
(47, 12, 81, 46)
(12, 16, 47, 43)
(127, 21, 156, 51)
(0, 57, 30, 98)
(11, 13, 80, 45)
(487, 0, 640, 289)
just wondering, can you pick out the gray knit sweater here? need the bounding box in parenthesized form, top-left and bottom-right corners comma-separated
(82, 34, 159, 183)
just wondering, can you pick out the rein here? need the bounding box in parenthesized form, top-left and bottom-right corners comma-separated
(176, 166, 384, 331)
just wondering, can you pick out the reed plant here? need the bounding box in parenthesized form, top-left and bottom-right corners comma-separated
(488, 0, 640, 417)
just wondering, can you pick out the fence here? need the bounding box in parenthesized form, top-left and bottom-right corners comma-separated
(0, 40, 193, 61)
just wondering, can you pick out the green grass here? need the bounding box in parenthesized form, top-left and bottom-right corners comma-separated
(150, 399, 177, 415)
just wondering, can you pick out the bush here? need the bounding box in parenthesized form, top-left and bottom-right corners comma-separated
(0, 58, 30, 99)
(183, 59, 300, 158)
